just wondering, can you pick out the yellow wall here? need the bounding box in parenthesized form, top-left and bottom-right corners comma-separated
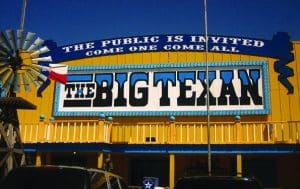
(17, 42, 300, 125)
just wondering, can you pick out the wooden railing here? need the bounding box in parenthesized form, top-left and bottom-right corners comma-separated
(19, 120, 300, 144)
(20, 120, 110, 143)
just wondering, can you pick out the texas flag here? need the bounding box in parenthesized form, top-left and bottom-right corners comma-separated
(48, 64, 68, 84)
(36, 63, 68, 84)
(35, 63, 68, 97)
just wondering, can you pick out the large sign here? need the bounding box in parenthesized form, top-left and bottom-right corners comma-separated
(53, 61, 270, 116)
(45, 32, 294, 93)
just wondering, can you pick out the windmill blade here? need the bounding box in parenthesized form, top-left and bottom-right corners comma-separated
(0, 63, 9, 70)
(29, 68, 48, 81)
(0, 32, 11, 52)
(27, 37, 44, 51)
(0, 57, 8, 62)
(0, 50, 7, 57)
(30, 46, 50, 57)
(0, 46, 8, 57)
(32, 56, 52, 63)
(0, 66, 8, 72)
(21, 73, 31, 92)
(26, 72, 41, 88)
(17, 29, 24, 49)
(0, 68, 11, 82)
(6, 29, 16, 51)
(3, 71, 14, 92)
(31, 63, 50, 71)
(22, 32, 35, 50)
(13, 73, 20, 93)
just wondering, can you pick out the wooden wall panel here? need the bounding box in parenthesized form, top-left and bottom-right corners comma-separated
(290, 43, 300, 120)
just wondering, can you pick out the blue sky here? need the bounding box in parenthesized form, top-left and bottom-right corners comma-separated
(1, 0, 300, 45)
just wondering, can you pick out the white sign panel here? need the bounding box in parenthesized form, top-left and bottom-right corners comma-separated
(53, 61, 270, 116)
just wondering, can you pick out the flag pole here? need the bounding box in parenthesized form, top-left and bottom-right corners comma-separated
(20, 0, 27, 30)
(204, 0, 212, 176)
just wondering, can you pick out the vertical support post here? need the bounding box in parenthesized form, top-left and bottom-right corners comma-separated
(38, 114, 45, 142)
(97, 152, 103, 169)
(107, 117, 113, 143)
(169, 154, 175, 189)
(235, 116, 242, 143)
(47, 117, 55, 142)
(98, 113, 105, 142)
(169, 116, 176, 144)
(203, 0, 211, 176)
(236, 154, 242, 177)
(36, 152, 41, 166)
(6, 124, 14, 172)
(268, 124, 274, 142)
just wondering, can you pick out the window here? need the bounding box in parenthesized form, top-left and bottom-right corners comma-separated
(90, 172, 108, 189)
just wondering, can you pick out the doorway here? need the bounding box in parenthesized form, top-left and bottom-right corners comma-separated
(129, 155, 169, 187)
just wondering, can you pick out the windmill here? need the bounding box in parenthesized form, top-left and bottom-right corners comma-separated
(0, 0, 68, 176)
(0, 28, 57, 175)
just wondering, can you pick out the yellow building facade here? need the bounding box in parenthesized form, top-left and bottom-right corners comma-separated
(15, 34, 300, 188)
